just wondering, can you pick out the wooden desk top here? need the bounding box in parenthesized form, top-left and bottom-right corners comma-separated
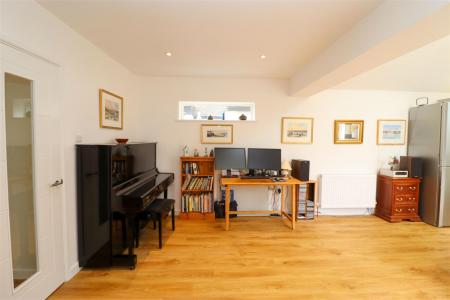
(221, 177, 303, 186)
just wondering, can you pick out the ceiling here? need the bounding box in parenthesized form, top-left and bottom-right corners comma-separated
(336, 35, 450, 93)
(38, 0, 380, 78)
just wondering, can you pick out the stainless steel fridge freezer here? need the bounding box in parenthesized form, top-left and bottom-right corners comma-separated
(408, 100, 450, 227)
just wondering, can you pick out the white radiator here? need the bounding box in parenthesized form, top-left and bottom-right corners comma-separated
(319, 174, 376, 208)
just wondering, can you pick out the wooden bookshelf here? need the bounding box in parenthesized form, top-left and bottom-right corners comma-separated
(179, 156, 215, 221)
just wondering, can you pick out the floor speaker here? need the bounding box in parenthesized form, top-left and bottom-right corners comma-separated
(291, 159, 310, 181)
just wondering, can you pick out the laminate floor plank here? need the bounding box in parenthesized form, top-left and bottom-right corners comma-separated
(50, 216, 450, 300)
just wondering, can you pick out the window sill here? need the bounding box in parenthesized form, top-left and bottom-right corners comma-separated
(176, 119, 256, 123)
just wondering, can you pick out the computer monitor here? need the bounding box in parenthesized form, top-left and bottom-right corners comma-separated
(247, 148, 281, 170)
(214, 148, 246, 170)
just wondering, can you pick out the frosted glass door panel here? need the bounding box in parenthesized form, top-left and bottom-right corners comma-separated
(5, 73, 38, 288)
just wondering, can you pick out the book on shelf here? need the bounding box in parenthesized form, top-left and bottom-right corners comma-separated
(181, 193, 213, 213)
(183, 162, 200, 175)
(182, 176, 213, 191)
(297, 199, 314, 219)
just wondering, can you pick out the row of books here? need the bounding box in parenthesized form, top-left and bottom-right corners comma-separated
(297, 185, 314, 220)
(182, 176, 214, 191)
(297, 200, 314, 219)
(181, 193, 213, 213)
(182, 162, 200, 174)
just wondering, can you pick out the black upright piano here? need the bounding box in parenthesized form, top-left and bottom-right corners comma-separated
(76, 143, 174, 269)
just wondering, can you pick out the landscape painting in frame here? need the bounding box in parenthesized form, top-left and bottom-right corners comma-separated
(201, 124, 233, 144)
(334, 120, 364, 144)
(99, 89, 123, 129)
(377, 120, 406, 145)
(281, 117, 313, 144)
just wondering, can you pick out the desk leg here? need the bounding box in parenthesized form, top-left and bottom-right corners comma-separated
(314, 182, 319, 219)
(225, 185, 230, 231)
(281, 186, 285, 218)
(291, 185, 296, 230)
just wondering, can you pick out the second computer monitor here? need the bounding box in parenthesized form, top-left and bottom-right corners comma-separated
(247, 148, 281, 170)
(214, 147, 246, 170)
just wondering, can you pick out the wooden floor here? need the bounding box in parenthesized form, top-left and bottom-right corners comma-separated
(50, 216, 450, 300)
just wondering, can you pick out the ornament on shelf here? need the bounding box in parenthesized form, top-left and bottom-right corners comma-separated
(182, 145, 189, 157)
(239, 114, 247, 121)
(193, 149, 199, 157)
(388, 156, 399, 171)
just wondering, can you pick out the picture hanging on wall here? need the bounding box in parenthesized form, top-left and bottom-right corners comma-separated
(334, 120, 364, 144)
(99, 89, 123, 129)
(377, 119, 407, 145)
(281, 117, 314, 144)
(200, 124, 233, 144)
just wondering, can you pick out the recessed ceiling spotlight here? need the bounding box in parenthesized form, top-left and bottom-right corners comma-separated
(165, 52, 172, 57)
(260, 54, 267, 59)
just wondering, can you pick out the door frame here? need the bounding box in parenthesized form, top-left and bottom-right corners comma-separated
(1, 39, 67, 299)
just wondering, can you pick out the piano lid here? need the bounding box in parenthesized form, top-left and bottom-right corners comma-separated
(121, 172, 173, 199)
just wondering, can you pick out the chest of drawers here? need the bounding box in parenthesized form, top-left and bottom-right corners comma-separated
(375, 175, 421, 222)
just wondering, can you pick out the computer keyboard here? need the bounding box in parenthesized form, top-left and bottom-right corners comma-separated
(240, 175, 273, 179)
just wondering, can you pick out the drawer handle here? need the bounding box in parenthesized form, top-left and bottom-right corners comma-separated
(396, 197, 404, 201)
(408, 197, 416, 201)
(395, 208, 402, 212)
(409, 186, 417, 191)
(396, 186, 404, 191)
(407, 208, 416, 212)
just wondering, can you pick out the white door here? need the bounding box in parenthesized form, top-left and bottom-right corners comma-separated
(0, 44, 65, 299)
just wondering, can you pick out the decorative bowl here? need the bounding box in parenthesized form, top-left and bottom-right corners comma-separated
(115, 138, 129, 144)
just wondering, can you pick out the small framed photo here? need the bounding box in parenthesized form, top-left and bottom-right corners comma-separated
(334, 120, 364, 144)
(377, 119, 407, 145)
(201, 124, 233, 144)
(99, 89, 123, 129)
(281, 117, 314, 144)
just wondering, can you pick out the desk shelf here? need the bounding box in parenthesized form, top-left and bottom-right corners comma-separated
(295, 180, 318, 221)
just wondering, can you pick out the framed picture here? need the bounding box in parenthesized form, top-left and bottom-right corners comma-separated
(377, 119, 407, 145)
(200, 124, 233, 144)
(334, 120, 364, 144)
(99, 89, 123, 129)
(281, 117, 314, 144)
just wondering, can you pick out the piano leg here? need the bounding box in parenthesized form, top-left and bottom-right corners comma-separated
(172, 207, 175, 231)
(127, 215, 136, 269)
(112, 213, 137, 270)
(164, 188, 168, 199)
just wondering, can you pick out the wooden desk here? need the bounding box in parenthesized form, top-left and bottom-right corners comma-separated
(220, 177, 302, 230)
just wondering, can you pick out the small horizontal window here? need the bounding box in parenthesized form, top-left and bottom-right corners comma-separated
(179, 101, 255, 121)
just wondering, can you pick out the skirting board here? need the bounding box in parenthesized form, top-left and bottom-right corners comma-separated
(319, 208, 374, 216)
(65, 262, 80, 281)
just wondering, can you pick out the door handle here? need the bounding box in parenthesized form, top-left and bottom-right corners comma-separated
(51, 179, 64, 187)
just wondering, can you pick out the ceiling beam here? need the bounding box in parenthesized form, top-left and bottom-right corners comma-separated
(289, 1, 450, 97)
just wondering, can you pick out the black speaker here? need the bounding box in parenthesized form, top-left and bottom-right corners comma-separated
(400, 156, 423, 178)
(291, 159, 310, 181)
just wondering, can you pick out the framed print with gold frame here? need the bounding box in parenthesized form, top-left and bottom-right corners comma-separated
(334, 120, 364, 144)
(281, 117, 314, 144)
(99, 89, 123, 129)
(377, 119, 406, 145)
(200, 124, 233, 144)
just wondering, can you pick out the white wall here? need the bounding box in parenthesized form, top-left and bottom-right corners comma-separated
(1, 0, 141, 281)
(134, 76, 450, 213)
